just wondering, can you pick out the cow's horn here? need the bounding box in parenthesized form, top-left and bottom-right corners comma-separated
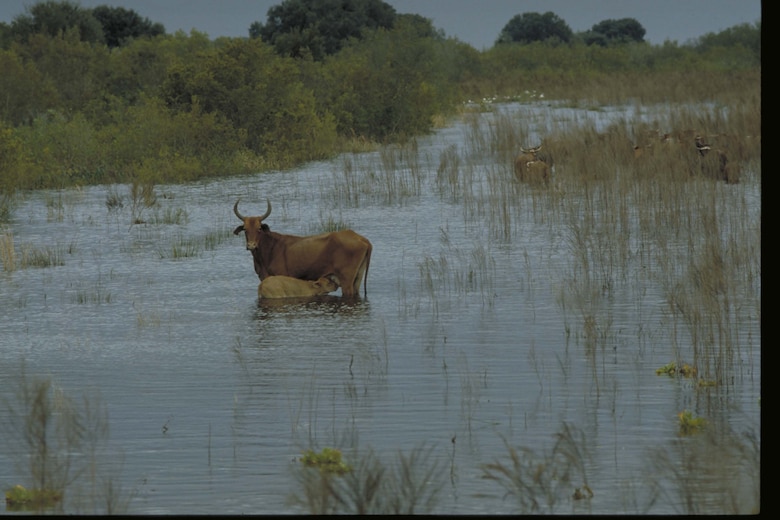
(234, 198, 271, 221)
(259, 199, 271, 221)
(234, 199, 245, 220)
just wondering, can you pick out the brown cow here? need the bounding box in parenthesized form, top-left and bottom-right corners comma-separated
(514, 145, 550, 185)
(233, 199, 372, 298)
(258, 275, 339, 299)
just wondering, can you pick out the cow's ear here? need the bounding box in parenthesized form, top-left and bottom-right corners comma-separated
(233, 225, 245, 235)
(261, 223, 270, 231)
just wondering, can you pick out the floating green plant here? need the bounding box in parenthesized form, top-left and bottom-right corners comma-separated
(656, 361, 697, 378)
(678, 410, 707, 436)
(301, 448, 352, 475)
(5, 485, 62, 511)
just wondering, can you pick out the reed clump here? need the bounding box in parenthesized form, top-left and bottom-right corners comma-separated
(293, 443, 443, 514)
(647, 425, 759, 514)
(19, 243, 67, 268)
(482, 423, 591, 514)
(1, 363, 130, 514)
(0, 229, 15, 271)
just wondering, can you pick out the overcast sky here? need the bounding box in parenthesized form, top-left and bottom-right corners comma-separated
(0, 0, 762, 50)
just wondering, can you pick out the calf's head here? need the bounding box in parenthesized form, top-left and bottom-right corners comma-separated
(313, 274, 339, 294)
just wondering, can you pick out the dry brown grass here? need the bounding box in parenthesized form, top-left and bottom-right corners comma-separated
(1, 229, 15, 272)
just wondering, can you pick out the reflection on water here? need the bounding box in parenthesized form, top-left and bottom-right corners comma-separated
(0, 102, 760, 514)
(255, 294, 370, 316)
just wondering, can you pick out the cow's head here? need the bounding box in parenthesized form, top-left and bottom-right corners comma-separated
(520, 144, 542, 156)
(233, 199, 271, 250)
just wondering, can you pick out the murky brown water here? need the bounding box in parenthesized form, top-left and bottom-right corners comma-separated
(0, 102, 760, 514)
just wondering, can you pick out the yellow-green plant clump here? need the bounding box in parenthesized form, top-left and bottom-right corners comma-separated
(656, 361, 697, 378)
(301, 447, 353, 475)
(678, 410, 707, 436)
(5, 485, 62, 512)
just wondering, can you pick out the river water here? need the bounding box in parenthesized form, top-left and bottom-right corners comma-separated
(0, 102, 760, 514)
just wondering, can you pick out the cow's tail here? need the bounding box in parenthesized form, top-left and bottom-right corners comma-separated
(362, 243, 372, 298)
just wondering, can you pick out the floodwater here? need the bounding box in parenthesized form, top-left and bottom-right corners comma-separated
(0, 102, 760, 514)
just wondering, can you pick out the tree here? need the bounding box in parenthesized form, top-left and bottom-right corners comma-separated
(161, 38, 337, 162)
(9, 0, 104, 44)
(496, 11, 573, 45)
(692, 22, 760, 61)
(0, 49, 58, 124)
(90, 5, 165, 48)
(249, 0, 396, 60)
(580, 18, 645, 46)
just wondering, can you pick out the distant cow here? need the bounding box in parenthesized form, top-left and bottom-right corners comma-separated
(695, 135, 738, 184)
(514, 145, 550, 185)
(233, 199, 372, 298)
(258, 275, 339, 299)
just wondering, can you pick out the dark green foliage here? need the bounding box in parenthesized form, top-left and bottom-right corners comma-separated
(319, 23, 456, 140)
(8, 0, 104, 44)
(0, 0, 762, 194)
(496, 11, 573, 45)
(0, 49, 58, 125)
(161, 38, 337, 164)
(250, 0, 396, 60)
(692, 22, 761, 63)
(580, 18, 646, 46)
(90, 5, 165, 48)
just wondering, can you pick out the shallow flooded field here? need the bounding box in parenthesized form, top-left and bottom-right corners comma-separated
(0, 102, 760, 514)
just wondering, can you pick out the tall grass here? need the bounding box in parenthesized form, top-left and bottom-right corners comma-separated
(325, 140, 426, 207)
(482, 423, 592, 514)
(19, 243, 69, 268)
(1, 363, 131, 514)
(444, 92, 761, 387)
(1, 229, 15, 271)
(292, 443, 443, 514)
(645, 425, 759, 514)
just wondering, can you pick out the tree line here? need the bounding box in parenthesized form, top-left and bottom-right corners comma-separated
(0, 0, 761, 194)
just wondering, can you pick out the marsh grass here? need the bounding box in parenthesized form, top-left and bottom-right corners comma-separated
(19, 242, 70, 268)
(1, 229, 15, 271)
(149, 207, 189, 226)
(417, 242, 497, 307)
(158, 234, 200, 259)
(292, 443, 444, 514)
(1, 363, 130, 514)
(105, 187, 123, 212)
(129, 181, 157, 224)
(306, 215, 351, 235)
(71, 282, 113, 305)
(449, 94, 760, 386)
(202, 228, 231, 251)
(45, 193, 65, 222)
(0, 193, 14, 223)
(326, 140, 426, 207)
(481, 422, 591, 514)
(646, 426, 759, 514)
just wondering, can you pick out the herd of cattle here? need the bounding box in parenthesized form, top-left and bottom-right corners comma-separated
(238, 131, 743, 299)
(514, 130, 742, 186)
(632, 131, 739, 184)
(233, 199, 372, 300)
